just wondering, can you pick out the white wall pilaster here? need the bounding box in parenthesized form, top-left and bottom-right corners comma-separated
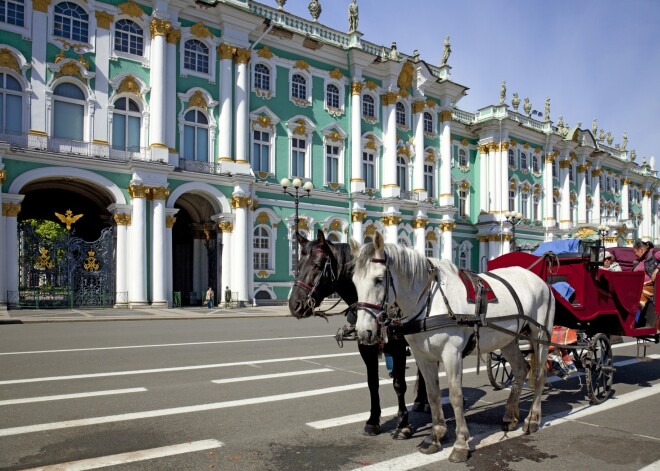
(439, 111, 452, 206)
(165, 209, 178, 304)
(543, 152, 555, 228)
(2, 194, 23, 305)
(621, 175, 630, 221)
(412, 101, 426, 199)
(218, 44, 234, 161)
(232, 194, 249, 303)
(93, 18, 111, 143)
(592, 168, 602, 226)
(381, 92, 398, 198)
(30, 7, 49, 133)
(577, 163, 588, 224)
(559, 156, 571, 230)
(148, 18, 171, 159)
(440, 222, 454, 261)
(192, 235, 202, 303)
(478, 145, 489, 214)
(219, 218, 234, 297)
(166, 29, 180, 156)
(234, 48, 250, 163)
(350, 82, 364, 193)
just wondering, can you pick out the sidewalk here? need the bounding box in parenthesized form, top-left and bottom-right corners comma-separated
(0, 304, 292, 324)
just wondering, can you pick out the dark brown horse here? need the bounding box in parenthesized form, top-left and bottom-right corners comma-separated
(288, 230, 427, 438)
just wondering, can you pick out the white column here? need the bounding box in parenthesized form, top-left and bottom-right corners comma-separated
(412, 101, 426, 199)
(621, 176, 630, 221)
(2, 195, 23, 305)
(577, 163, 588, 224)
(500, 142, 510, 215)
(30, 5, 49, 134)
(166, 29, 180, 154)
(220, 220, 233, 296)
(439, 110, 453, 206)
(350, 82, 364, 193)
(128, 185, 148, 306)
(218, 44, 234, 162)
(478, 236, 489, 270)
(151, 188, 169, 306)
(232, 195, 249, 303)
(543, 152, 555, 228)
(351, 210, 364, 243)
(192, 234, 202, 302)
(592, 168, 602, 226)
(381, 92, 398, 197)
(108, 207, 131, 306)
(488, 239, 500, 261)
(413, 219, 427, 255)
(559, 157, 571, 230)
(93, 12, 112, 143)
(0, 169, 6, 307)
(148, 18, 171, 157)
(440, 222, 454, 261)
(382, 217, 399, 244)
(478, 145, 489, 214)
(165, 209, 178, 305)
(234, 48, 251, 163)
(641, 189, 653, 240)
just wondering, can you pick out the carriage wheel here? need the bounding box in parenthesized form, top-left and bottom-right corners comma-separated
(585, 333, 614, 405)
(487, 351, 514, 390)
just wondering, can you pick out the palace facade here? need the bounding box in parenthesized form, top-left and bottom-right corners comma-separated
(0, 0, 658, 308)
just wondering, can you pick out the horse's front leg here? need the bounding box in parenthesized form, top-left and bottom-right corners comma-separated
(388, 339, 412, 439)
(523, 342, 549, 434)
(500, 341, 530, 432)
(412, 366, 429, 413)
(415, 358, 446, 454)
(442, 349, 470, 463)
(358, 342, 381, 436)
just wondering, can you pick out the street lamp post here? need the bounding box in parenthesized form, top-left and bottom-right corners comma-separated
(503, 210, 523, 251)
(281, 177, 313, 277)
(597, 224, 609, 246)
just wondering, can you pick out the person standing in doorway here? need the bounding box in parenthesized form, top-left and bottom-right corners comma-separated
(225, 286, 232, 308)
(205, 286, 214, 309)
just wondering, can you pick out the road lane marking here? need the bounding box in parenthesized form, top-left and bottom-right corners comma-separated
(0, 335, 335, 356)
(212, 368, 334, 384)
(0, 352, 358, 385)
(0, 388, 147, 406)
(351, 381, 660, 470)
(21, 439, 223, 470)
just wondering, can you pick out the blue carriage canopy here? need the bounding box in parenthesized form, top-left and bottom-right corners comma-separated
(531, 238, 582, 257)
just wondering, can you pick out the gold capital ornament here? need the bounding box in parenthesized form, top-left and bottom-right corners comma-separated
(219, 221, 233, 233)
(381, 215, 401, 226)
(234, 48, 251, 64)
(0, 169, 7, 184)
(351, 81, 364, 96)
(412, 218, 428, 229)
(150, 18, 171, 38)
(128, 184, 149, 198)
(231, 195, 250, 209)
(2, 203, 21, 217)
(352, 211, 366, 223)
(149, 186, 170, 201)
(95, 11, 114, 29)
(114, 213, 131, 225)
(218, 43, 235, 60)
(166, 29, 181, 44)
(165, 216, 177, 228)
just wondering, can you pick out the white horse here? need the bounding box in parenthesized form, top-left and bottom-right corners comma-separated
(349, 233, 555, 463)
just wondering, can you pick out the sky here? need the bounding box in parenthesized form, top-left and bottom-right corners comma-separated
(272, 0, 660, 172)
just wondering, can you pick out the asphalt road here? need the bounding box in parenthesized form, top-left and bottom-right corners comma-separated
(1, 314, 660, 470)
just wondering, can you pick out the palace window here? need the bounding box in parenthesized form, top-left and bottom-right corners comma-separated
(508, 148, 516, 168)
(182, 109, 209, 161)
(0, 0, 24, 27)
(458, 148, 468, 168)
(424, 163, 435, 198)
(253, 226, 271, 271)
(362, 94, 375, 119)
(520, 152, 528, 171)
(423, 112, 433, 134)
(396, 155, 408, 191)
(585, 170, 591, 186)
(0, 73, 22, 133)
(111, 97, 141, 150)
(291, 74, 307, 100)
(362, 151, 375, 189)
(326, 84, 339, 109)
(254, 63, 270, 91)
(569, 164, 575, 182)
(52, 82, 85, 141)
(509, 188, 516, 212)
(114, 19, 144, 56)
(325, 143, 339, 184)
(53, 2, 88, 43)
(425, 240, 435, 258)
(532, 154, 540, 173)
(458, 189, 468, 217)
(533, 194, 541, 221)
(395, 102, 406, 127)
(183, 40, 209, 74)
(252, 129, 270, 172)
(521, 192, 529, 219)
(457, 241, 472, 269)
(291, 138, 306, 177)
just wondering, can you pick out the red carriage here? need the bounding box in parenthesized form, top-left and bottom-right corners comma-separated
(485, 243, 659, 404)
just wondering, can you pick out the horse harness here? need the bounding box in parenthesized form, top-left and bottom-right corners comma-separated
(293, 248, 339, 311)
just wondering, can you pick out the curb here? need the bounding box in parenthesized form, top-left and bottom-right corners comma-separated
(0, 314, 291, 324)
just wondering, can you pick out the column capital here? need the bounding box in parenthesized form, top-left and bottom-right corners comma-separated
(150, 18, 172, 38)
(412, 218, 428, 229)
(591, 168, 603, 177)
(559, 160, 571, 169)
(440, 110, 452, 122)
(219, 221, 234, 233)
(218, 43, 236, 60)
(412, 101, 426, 114)
(351, 81, 364, 95)
(95, 11, 114, 29)
(234, 47, 251, 64)
(500, 141, 510, 151)
(32, 0, 50, 13)
(577, 164, 589, 173)
(477, 144, 489, 154)
(476, 235, 489, 242)
(165, 216, 177, 228)
(381, 91, 398, 106)
(0, 169, 7, 184)
(166, 28, 181, 44)
(487, 142, 499, 152)
(352, 210, 366, 223)
(231, 195, 251, 209)
(643, 189, 653, 197)
(2, 202, 21, 217)
(148, 186, 170, 201)
(381, 215, 401, 226)
(114, 213, 132, 225)
(440, 221, 456, 232)
(622, 178, 630, 185)
(128, 184, 148, 199)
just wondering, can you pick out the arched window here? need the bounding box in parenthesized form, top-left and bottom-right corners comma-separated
(397, 236, 409, 247)
(424, 163, 434, 197)
(52, 82, 85, 140)
(614, 178, 620, 194)
(114, 19, 144, 56)
(254, 63, 270, 90)
(53, 2, 88, 43)
(182, 109, 208, 161)
(425, 240, 434, 258)
(458, 148, 468, 168)
(362, 151, 375, 189)
(183, 40, 209, 74)
(112, 96, 141, 150)
(326, 232, 341, 243)
(362, 94, 375, 119)
(253, 227, 270, 270)
(395, 102, 406, 126)
(423, 112, 433, 133)
(585, 170, 591, 186)
(458, 250, 469, 269)
(396, 156, 408, 191)
(520, 152, 528, 171)
(508, 148, 516, 167)
(0, 0, 25, 27)
(0, 73, 22, 133)
(326, 84, 339, 109)
(532, 154, 540, 173)
(291, 74, 306, 100)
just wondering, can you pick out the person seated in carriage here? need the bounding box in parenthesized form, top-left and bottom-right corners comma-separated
(602, 251, 622, 271)
(632, 240, 660, 323)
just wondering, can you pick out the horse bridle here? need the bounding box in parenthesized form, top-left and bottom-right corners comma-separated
(354, 256, 399, 339)
(293, 248, 338, 309)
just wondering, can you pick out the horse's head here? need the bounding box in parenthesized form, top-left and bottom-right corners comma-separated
(349, 232, 392, 345)
(288, 229, 339, 319)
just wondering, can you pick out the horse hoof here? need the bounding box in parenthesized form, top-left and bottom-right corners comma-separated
(363, 424, 381, 436)
(502, 421, 517, 432)
(412, 402, 425, 412)
(524, 423, 538, 434)
(418, 437, 441, 454)
(392, 426, 412, 440)
(448, 447, 469, 463)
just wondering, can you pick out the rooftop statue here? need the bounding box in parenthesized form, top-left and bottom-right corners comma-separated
(500, 80, 506, 104)
(622, 131, 628, 151)
(544, 97, 550, 121)
(348, 0, 358, 33)
(276, 0, 286, 10)
(441, 35, 451, 65)
(592, 118, 597, 135)
(308, 0, 321, 22)
(511, 92, 520, 111)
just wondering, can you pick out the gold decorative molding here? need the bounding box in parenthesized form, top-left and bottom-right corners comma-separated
(326, 130, 343, 142)
(440, 222, 456, 232)
(117, 75, 141, 96)
(559, 160, 571, 169)
(230, 195, 251, 209)
(118, 1, 143, 18)
(2, 203, 20, 217)
(296, 218, 309, 231)
(365, 80, 378, 90)
(329, 68, 343, 80)
(477, 144, 489, 154)
(351, 81, 364, 95)
(643, 190, 653, 197)
(256, 212, 270, 224)
(35, 248, 54, 270)
(381, 91, 398, 106)
(487, 142, 499, 152)
(364, 135, 377, 150)
(425, 231, 437, 241)
(95, 11, 114, 29)
(254, 115, 272, 128)
(397, 61, 414, 90)
(364, 225, 376, 236)
(235, 48, 251, 64)
(191, 22, 213, 39)
(591, 168, 603, 177)
(412, 218, 428, 229)
(166, 29, 181, 44)
(545, 154, 555, 163)
(500, 141, 510, 151)
(256, 270, 270, 279)
(352, 211, 366, 223)
(426, 99, 436, 108)
(294, 59, 310, 71)
(292, 118, 307, 136)
(165, 216, 177, 228)
(256, 46, 273, 59)
(329, 219, 342, 232)
(219, 221, 233, 233)
(577, 164, 588, 173)
(32, 0, 50, 13)
(55, 61, 85, 84)
(440, 110, 452, 122)
(188, 90, 207, 110)
(425, 150, 436, 163)
(0, 169, 6, 184)
(476, 235, 489, 243)
(218, 43, 235, 60)
(412, 101, 426, 114)
(621, 178, 630, 185)
(460, 138, 469, 147)
(54, 209, 83, 231)
(149, 186, 170, 201)
(381, 215, 401, 226)
(128, 184, 148, 199)
(114, 213, 131, 225)
(150, 18, 171, 38)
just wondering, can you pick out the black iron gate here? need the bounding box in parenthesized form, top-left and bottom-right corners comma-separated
(13, 223, 116, 308)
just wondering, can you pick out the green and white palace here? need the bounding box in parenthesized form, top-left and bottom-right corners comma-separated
(0, 0, 658, 308)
